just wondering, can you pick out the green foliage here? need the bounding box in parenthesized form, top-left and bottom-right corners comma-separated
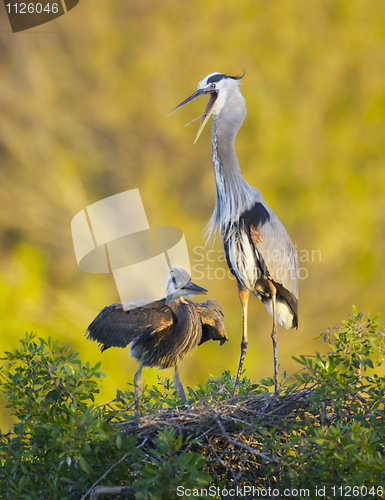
(0, 334, 216, 499)
(135, 429, 211, 500)
(1, 310, 385, 499)
(0, 333, 141, 499)
(281, 307, 385, 495)
(187, 369, 267, 402)
(111, 369, 267, 419)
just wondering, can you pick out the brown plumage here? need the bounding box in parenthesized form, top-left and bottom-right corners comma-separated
(86, 268, 228, 407)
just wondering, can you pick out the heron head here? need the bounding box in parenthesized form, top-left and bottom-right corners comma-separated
(169, 71, 245, 143)
(166, 267, 208, 299)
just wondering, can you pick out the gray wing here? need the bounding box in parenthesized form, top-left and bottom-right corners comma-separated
(224, 194, 298, 327)
(257, 208, 298, 324)
(86, 301, 175, 352)
(254, 208, 299, 297)
(194, 300, 228, 346)
(246, 199, 298, 322)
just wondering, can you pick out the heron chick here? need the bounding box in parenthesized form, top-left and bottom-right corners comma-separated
(86, 267, 228, 408)
(171, 73, 299, 394)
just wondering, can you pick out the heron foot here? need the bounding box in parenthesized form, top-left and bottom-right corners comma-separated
(271, 330, 279, 394)
(174, 366, 188, 405)
(233, 340, 249, 397)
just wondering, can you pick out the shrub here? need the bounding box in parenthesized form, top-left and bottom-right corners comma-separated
(1, 308, 384, 499)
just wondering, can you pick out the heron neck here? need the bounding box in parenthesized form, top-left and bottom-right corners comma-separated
(205, 117, 255, 242)
(213, 116, 249, 189)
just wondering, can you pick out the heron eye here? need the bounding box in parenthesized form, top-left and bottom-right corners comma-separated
(177, 282, 181, 287)
(210, 83, 216, 89)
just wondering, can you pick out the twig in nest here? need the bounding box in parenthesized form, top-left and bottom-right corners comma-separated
(215, 419, 279, 464)
(80, 451, 136, 500)
(206, 436, 234, 480)
(233, 449, 249, 483)
(89, 486, 137, 500)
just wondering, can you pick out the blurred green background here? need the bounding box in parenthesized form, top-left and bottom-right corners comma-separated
(1, 0, 385, 431)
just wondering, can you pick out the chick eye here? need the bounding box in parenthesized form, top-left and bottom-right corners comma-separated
(210, 83, 216, 89)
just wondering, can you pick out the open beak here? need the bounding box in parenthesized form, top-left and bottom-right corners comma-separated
(169, 89, 217, 143)
(182, 281, 208, 296)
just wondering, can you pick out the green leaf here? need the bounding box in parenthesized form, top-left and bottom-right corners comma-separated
(67, 351, 80, 361)
(78, 454, 90, 474)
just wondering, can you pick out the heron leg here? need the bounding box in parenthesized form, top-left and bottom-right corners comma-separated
(133, 361, 143, 416)
(173, 365, 187, 405)
(268, 280, 279, 394)
(233, 283, 249, 397)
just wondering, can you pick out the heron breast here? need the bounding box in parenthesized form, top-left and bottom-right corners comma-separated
(225, 230, 259, 292)
(134, 306, 202, 369)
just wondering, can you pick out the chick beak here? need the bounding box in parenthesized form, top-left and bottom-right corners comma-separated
(182, 281, 208, 296)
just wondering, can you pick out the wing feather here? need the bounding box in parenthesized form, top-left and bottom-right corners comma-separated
(254, 210, 299, 299)
(224, 196, 298, 328)
(86, 300, 175, 352)
(246, 204, 298, 325)
(194, 300, 228, 346)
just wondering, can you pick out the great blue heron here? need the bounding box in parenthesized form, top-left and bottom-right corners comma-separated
(86, 267, 228, 407)
(171, 72, 298, 394)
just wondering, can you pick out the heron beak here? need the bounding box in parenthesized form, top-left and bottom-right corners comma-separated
(168, 89, 206, 116)
(182, 281, 208, 296)
(169, 89, 217, 143)
(194, 92, 217, 143)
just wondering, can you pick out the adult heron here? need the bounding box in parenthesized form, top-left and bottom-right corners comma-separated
(171, 72, 298, 394)
(86, 267, 228, 407)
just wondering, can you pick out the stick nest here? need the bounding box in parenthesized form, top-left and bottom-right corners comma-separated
(117, 389, 316, 485)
